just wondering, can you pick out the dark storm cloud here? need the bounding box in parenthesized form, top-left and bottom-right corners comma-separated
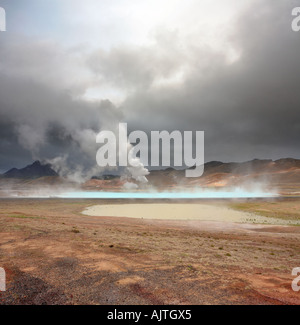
(88, 0, 300, 162)
(0, 0, 299, 176)
(0, 36, 123, 175)
(127, 1, 300, 162)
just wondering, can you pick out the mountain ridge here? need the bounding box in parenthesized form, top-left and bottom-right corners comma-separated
(1, 158, 300, 182)
(2, 160, 58, 179)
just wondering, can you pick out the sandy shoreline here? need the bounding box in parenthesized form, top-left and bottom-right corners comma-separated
(82, 203, 300, 225)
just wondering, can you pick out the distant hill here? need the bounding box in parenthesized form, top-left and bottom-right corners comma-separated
(1, 158, 300, 195)
(2, 161, 58, 179)
(202, 158, 300, 175)
(144, 158, 300, 193)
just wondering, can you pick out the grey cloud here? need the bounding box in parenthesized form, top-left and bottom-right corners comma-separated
(115, 0, 300, 162)
(0, 39, 123, 176)
(87, 29, 186, 91)
(0, 0, 299, 176)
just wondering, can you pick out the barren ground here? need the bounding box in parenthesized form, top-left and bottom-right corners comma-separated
(0, 198, 300, 305)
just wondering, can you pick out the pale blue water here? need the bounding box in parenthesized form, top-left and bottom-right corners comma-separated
(56, 190, 277, 199)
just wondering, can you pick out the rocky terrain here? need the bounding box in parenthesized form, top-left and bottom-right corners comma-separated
(0, 198, 300, 305)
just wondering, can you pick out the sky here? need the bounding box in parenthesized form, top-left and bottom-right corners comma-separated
(0, 0, 299, 178)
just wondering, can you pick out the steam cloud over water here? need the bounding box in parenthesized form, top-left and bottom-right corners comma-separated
(4, 189, 277, 199)
(0, 181, 278, 199)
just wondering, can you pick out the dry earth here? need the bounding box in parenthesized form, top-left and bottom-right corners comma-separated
(0, 198, 300, 305)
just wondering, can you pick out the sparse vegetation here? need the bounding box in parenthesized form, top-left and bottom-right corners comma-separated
(8, 215, 43, 219)
(230, 200, 300, 221)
